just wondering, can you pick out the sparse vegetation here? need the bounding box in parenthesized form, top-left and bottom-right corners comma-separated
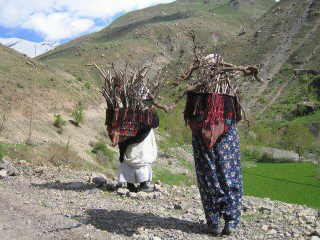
(73, 73, 84, 82)
(53, 114, 66, 128)
(85, 81, 92, 89)
(92, 141, 117, 169)
(0, 143, 4, 163)
(41, 143, 84, 169)
(72, 104, 85, 126)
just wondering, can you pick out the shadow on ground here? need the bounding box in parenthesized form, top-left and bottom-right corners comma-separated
(79, 209, 203, 237)
(31, 181, 96, 192)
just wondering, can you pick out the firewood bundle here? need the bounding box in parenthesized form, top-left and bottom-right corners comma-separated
(86, 61, 167, 110)
(145, 31, 264, 114)
(87, 31, 264, 116)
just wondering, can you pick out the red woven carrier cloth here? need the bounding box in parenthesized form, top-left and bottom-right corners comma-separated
(105, 108, 159, 147)
(184, 92, 242, 148)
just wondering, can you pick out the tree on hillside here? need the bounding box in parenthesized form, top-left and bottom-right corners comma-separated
(282, 123, 314, 158)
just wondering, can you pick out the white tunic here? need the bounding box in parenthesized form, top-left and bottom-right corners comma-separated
(118, 129, 157, 183)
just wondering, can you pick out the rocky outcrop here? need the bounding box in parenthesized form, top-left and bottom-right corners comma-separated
(247, 145, 300, 162)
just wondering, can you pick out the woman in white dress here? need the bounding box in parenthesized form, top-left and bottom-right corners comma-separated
(118, 119, 159, 192)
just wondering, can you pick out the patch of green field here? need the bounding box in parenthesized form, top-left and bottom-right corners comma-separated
(242, 162, 320, 209)
(152, 167, 192, 186)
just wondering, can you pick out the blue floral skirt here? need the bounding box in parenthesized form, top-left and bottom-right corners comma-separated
(192, 124, 243, 229)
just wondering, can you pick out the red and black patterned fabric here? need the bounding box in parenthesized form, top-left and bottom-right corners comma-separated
(105, 108, 159, 146)
(184, 92, 242, 148)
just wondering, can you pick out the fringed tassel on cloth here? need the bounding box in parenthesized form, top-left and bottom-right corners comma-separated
(184, 92, 242, 148)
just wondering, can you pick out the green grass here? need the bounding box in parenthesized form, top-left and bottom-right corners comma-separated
(242, 162, 320, 209)
(152, 167, 192, 186)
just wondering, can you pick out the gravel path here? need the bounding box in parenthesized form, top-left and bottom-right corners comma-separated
(0, 162, 319, 240)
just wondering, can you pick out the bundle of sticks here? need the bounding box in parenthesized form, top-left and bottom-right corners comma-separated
(86, 61, 167, 110)
(145, 31, 264, 113)
(87, 31, 264, 116)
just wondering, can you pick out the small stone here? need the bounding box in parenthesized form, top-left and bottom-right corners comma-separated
(128, 192, 137, 198)
(0, 169, 8, 179)
(34, 167, 46, 174)
(259, 205, 273, 212)
(310, 229, 320, 237)
(155, 180, 161, 185)
(153, 192, 161, 199)
(174, 203, 182, 210)
(284, 232, 291, 237)
(117, 188, 129, 196)
(89, 188, 98, 194)
(270, 224, 279, 231)
(311, 236, 320, 240)
(136, 192, 148, 200)
(268, 229, 277, 235)
(150, 237, 161, 240)
(261, 225, 269, 232)
(242, 203, 252, 211)
(154, 184, 161, 191)
(0, 157, 10, 169)
(17, 160, 27, 166)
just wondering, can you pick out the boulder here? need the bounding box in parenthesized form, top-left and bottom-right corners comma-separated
(0, 169, 8, 179)
(247, 145, 299, 162)
(117, 188, 129, 196)
(0, 157, 11, 169)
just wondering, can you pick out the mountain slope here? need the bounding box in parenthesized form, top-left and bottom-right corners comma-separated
(0, 45, 98, 117)
(215, 0, 320, 120)
(0, 38, 59, 58)
(37, 0, 276, 87)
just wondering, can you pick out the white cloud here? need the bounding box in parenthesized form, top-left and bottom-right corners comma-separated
(0, 0, 175, 41)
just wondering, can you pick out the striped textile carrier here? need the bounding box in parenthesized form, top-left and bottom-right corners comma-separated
(184, 92, 242, 148)
(105, 108, 159, 146)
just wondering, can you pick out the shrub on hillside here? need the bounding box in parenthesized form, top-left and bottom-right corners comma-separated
(92, 141, 116, 169)
(85, 81, 92, 89)
(92, 141, 115, 160)
(72, 104, 85, 126)
(73, 73, 84, 82)
(42, 143, 84, 169)
(53, 114, 66, 128)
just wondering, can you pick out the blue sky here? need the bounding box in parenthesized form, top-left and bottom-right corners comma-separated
(0, 0, 175, 44)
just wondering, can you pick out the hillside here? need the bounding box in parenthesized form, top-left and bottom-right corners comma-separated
(0, 1, 319, 238)
(37, 0, 276, 87)
(0, 44, 106, 164)
(216, 0, 320, 121)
